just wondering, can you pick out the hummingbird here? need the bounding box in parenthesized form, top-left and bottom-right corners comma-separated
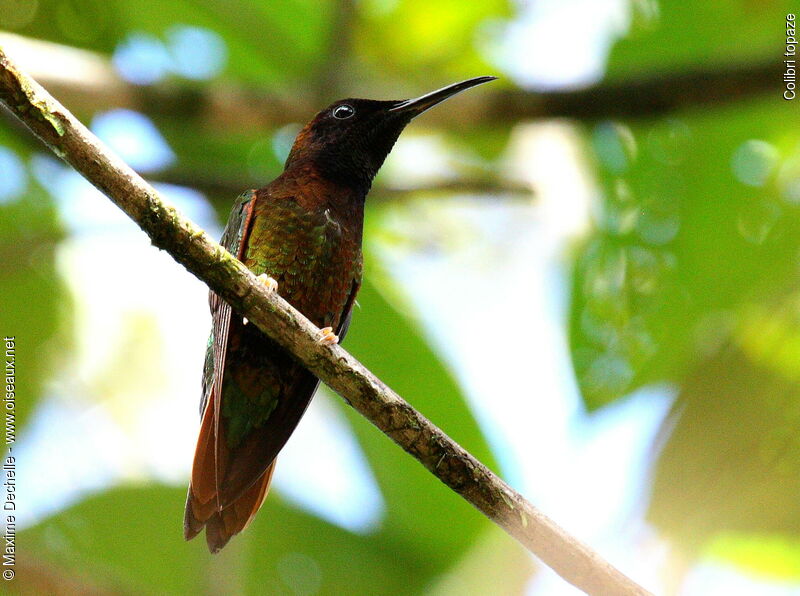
(184, 76, 497, 552)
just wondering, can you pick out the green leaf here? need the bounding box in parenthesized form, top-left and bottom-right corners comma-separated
(337, 258, 499, 572)
(569, 96, 800, 410)
(708, 533, 800, 580)
(20, 484, 453, 595)
(20, 485, 207, 594)
(0, 132, 71, 432)
(12, 0, 336, 87)
(607, 0, 795, 77)
(355, 0, 510, 84)
(647, 297, 800, 567)
(647, 346, 800, 549)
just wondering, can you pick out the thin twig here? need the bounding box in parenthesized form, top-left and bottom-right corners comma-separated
(152, 169, 534, 205)
(0, 47, 652, 596)
(0, 110, 534, 203)
(485, 61, 781, 121)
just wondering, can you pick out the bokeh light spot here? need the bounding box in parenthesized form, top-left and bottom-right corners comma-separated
(0, 146, 28, 203)
(360, 0, 400, 17)
(580, 309, 617, 346)
(584, 353, 634, 397)
(113, 33, 171, 85)
(627, 246, 661, 294)
(599, 181, 639, 235)
(625, 316, 657, 361)
(731, 140, 779, 187)
(277, 552, 322, 596)
(29, 153, 66, 197)
(778, 157, 800, 204)
(593, 122, 637, 174)
(602, 202, 639, 235)
(165, 26, 227, 80)
(91, 110, 175, 173)
(584, 244, 627, 301)
(271, 124, 303, 164)
(631, 0, 661, 29)
(737, 199, 781, 245)
(637, 205, 680, 245)
(647, 119, 691, 165)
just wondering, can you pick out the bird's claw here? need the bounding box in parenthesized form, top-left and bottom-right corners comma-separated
(243, 275, 278, 325)
(256, 273, 279, 292)
(318, 327, 339, 346)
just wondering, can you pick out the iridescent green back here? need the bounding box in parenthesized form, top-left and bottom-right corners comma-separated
(202, 176, 363, 504)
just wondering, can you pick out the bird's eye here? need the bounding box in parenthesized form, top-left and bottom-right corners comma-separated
(332, 104, 355, 120)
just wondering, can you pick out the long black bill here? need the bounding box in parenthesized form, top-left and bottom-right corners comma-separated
(389, 76, 497, 116)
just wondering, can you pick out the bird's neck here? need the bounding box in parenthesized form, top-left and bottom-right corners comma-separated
(284, 147, 375, 198)
(277, 162, 368, 223)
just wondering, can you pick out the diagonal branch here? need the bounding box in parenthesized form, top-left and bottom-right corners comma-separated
(0, 47, 651, 596)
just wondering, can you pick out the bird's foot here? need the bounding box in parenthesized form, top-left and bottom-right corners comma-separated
(243, 275, 278, 325)
(256, 273, 279, 293)
(318, 327, 339, 346)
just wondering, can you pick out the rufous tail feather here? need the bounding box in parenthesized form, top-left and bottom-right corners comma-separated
(184, 459, 276, 552)
(183, 390, 276, 552)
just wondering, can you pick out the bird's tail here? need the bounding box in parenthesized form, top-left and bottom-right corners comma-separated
(184, 461, 275, 553)
(183, 391, 276, 553)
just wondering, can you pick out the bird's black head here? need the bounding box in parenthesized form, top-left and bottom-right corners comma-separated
(284, 76, 497, 195)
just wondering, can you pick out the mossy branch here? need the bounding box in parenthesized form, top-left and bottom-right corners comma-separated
(0, 47, 651, 596)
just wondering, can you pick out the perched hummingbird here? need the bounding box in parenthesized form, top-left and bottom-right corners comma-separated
(184, 76, 496, 552)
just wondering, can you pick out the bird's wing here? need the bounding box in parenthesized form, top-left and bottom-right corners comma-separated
(215, 196, 363, 506)
(188, 191, 256, 515)
(187, 189, 363, 550)
(198, 191, 257, 416)
(336, 276, 361, 341)
(217, 275, 361, 509)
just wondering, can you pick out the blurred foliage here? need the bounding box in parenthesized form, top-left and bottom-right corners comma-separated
(649, 345, 800, 564)
(2, 0, 800, 593)
(566, 0, 800, 584)
(13, 0, 337, 88)
(612, 0, 790, 76)
(18, 280, 506, 594)
(570, 97, 800, 408)
(339, 278, 497, 566)
(22, 483, 532, 595)
(0, 126, 71, 431)
(21, 484, 434, 595)
(355, 0, 508, 85)
(4, 0, 521, 591)
(647, 295, 800, 578)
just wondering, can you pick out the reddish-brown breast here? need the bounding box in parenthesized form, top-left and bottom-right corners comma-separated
(244, 165, 364, 328)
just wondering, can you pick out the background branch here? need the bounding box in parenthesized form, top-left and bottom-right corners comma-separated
(0, 33, 778, 131)
(0, 107, 533, 205)
(152, 171, 534, 206)
(487, 60, 780, 121)
(0, 46, 651, 596)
